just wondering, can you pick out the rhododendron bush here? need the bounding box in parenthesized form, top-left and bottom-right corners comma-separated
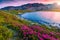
(0, 11, 60, 40)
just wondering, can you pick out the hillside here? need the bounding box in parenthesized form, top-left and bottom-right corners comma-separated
(0, 3, 53, 11)
(0, 10, 60, 40)
(1, 3, 60, 14)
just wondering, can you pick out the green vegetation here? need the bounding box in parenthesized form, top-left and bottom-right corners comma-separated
(0, 26, 14, 40)
(0, 10, 60, 40)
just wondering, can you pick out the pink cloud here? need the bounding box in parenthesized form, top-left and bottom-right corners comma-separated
(0, 0, 60, 8)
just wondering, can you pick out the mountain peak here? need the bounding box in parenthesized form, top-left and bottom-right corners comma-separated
(0, 3, 53, 11)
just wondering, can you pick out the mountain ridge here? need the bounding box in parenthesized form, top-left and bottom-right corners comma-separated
(0, 3, 54, 11)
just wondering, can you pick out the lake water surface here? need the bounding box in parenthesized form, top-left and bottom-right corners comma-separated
(18, 11, 60, 28)
(20, 11, 60, 23)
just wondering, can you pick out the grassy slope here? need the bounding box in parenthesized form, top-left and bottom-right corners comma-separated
(0, 10, 60, 40)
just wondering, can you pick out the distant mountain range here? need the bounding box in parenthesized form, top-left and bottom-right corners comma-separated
(0, 3, 55, 11)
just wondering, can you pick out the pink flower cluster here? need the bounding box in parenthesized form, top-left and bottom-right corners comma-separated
(19, 25, 60, 40)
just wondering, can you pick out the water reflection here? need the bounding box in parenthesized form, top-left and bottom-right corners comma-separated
(19, 11, 60, 28)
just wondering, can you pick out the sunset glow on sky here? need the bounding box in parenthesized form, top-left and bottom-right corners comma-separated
(0, 0, 60, 8)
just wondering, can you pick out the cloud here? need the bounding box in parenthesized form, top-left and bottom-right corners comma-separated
(0, 0, 58, 3)
(0, 0, 14, 3)
(0, 0, 53, 3)
(0, 0, 60, 8)
(0, 0, 13, 2)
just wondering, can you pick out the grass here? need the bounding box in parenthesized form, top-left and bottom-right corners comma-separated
(0, 10, 60, 40)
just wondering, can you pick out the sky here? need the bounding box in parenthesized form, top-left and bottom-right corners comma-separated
(0, 0, 60, 8)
